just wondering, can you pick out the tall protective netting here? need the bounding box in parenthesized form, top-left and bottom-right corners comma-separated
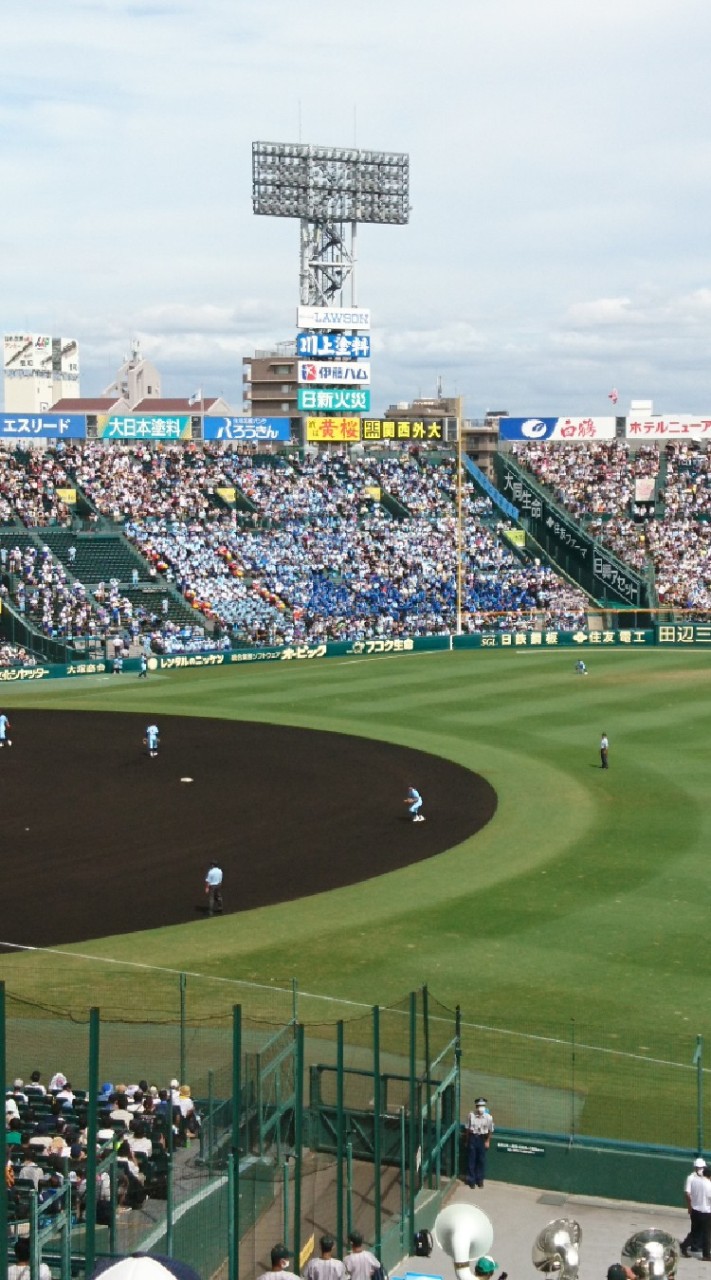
(4, 948, 709, 1280)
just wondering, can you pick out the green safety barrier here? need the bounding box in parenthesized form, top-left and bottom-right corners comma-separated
(494, 453, 652, 608)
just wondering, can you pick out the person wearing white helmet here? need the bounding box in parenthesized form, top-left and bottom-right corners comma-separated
(681, 1156, 711, 1258)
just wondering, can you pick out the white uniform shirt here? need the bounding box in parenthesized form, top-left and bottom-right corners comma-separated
(686, 1171, 711, 1212)
(467, 1110, 494, 1137)
(344, 1250, 381, 1280)
(304, 1261, 346, 1280)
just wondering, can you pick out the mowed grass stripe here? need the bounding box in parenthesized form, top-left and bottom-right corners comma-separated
(2, 645, 711, 1145)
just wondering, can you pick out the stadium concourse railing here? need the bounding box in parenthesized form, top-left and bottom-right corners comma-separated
(0, 982, 458, 1280)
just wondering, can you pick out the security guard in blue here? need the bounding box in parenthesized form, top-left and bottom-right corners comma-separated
(465, 1097, 494, 1188)
(145, 724, 159, 757)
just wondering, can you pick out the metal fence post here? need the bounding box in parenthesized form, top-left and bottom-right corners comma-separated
(166, 1097, 174, 1258)
(180, 972, 187, 1086)
(0, 983, 6, 1280)
(346, 1138, 353, 1242)
(228, 1152, 236, 1280)
(422, 986, 433, 1189)
(570, 1019, 576, 1143)
(85, 1007, 100, 1280)
(399, 1108, 406, 1253)
(293, 1024, 304, 1271)
(408, 992, 417, 1248)
(283, 1161, 290, 1249)
(454, 1006, 461, 1182)
(337, 1021, 344, 1257)
(207, 1068, 215, 1165)
(373, 1005, 382, 1257)
(695, 1035, 704, 1154)
(230, 1005, 242, 1280)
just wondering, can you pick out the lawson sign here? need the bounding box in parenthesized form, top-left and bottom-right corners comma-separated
(203, 417, 292, 442)
(498, 417, 617, 442)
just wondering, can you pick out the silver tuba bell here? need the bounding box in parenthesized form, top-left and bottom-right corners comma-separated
(434, 1202, 495, 1280)
(532, 1219, 582, 1280)
(622, 1230, 679, 1280)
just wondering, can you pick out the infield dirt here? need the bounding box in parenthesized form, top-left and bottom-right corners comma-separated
(0, 710, 497, 948)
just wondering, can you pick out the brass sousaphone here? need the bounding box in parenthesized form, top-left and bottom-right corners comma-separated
(621, 1230, 679, 1280)
(532, 1219, 583, 1280)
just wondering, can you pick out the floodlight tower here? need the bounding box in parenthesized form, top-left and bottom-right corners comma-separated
(252, 142, 410, 306)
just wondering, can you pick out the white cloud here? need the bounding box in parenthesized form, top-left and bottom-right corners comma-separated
(3, 0, 711, 414)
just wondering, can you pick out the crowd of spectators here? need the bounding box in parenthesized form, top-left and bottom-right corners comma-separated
(0, 641, 37, 668)
(0, 443, 599, 652)
(123, 450, 591, 641)
(3, 544, 96, 641)
(5, 1067, 200, 1232)
(0, 449, 75, 528)
(512, 439, 711, 608)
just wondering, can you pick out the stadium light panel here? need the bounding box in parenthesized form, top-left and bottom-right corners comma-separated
(252, 140, 410, 225)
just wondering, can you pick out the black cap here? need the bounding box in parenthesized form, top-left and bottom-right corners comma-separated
(271, 1245, 290, 1267)
(349, 1232, 363, 1247)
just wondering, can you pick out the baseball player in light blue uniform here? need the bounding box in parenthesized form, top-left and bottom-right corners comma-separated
(0, 713, 11, 747)
(145, 724, 159, 757)
(405, 786, 425, 822)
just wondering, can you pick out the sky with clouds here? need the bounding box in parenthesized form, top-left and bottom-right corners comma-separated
(3, 0, 711, 418)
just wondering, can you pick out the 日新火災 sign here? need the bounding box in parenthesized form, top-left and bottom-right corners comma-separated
(298, 388, 370, 413)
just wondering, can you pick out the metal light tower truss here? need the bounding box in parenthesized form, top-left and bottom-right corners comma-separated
(252, 141, 410, 307)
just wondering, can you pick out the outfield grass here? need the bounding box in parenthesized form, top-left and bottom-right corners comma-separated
(1, 645, 710, 1144)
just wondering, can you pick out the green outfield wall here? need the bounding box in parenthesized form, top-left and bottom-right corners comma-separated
(6, 623, 708, 681)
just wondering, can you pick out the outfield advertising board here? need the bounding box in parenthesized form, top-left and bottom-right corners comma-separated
(305, 417, 361, 442)
(296, 333, 371, 358)
(361, 418, 444, 442)
(0, 629, 668, 682)
(657, 623, 711, 644)
(92, 415, 193, 440)
(203, 416, 292, 442)
(298, 388, 370, 412)
(626, 415, 711, 440)
(498, 417, 616, 441)
(0, 413, 85, 439)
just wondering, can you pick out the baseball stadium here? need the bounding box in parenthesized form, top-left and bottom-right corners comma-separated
(0, 419, 711, 1280)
